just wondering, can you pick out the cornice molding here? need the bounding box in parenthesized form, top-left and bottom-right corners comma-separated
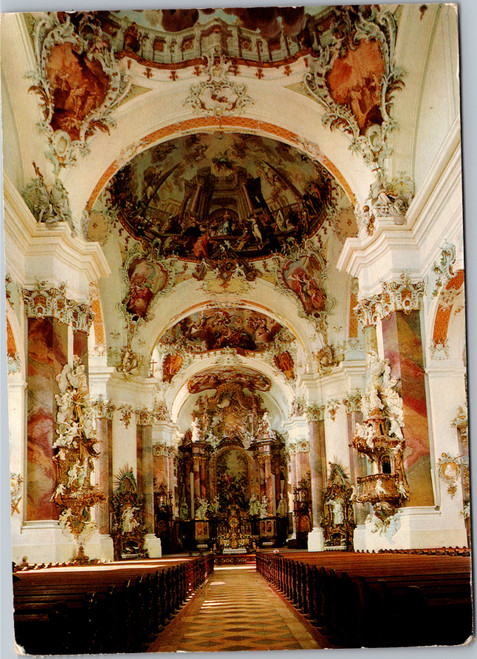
(3, 175, 110, 293)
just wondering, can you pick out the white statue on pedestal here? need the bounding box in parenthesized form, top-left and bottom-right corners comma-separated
(122, 505, 139, 533)
(248, 494, 260, 516)
(195, 498, 209, 520)
(258, 495, 269, 518)
(191, 416, 201, 443)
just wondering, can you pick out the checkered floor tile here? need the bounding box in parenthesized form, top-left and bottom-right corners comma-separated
(147, 566, 325, 653)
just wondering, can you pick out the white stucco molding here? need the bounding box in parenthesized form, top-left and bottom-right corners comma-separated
(336, 119, 462, 297)
(3, 175, 110, 302)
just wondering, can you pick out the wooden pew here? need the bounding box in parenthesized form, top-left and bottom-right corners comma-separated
(13, 555, 214, 655)
(257, 550, 472, 648)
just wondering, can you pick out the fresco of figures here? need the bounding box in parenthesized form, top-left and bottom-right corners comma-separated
(160, 308, 295, 354)
(124, 257, 168, 320)
(102, 133, 336, 260)
(192, 382, 267, 443)
(187, 366, 271, 394)
(282, 253, 328, 317)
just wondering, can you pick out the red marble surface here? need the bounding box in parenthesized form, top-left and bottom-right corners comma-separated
(26, 318, 67, 520)
(382, 311, 434, 506)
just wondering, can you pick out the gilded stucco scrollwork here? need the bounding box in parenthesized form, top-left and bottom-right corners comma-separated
(351, 352, 409, 532)
(53, 358, 105, 558)
(91, 396, 116, 420)
(432, 242, 457, 297)
(305, 403, 325, 423)
(10, 473, 23, 515)
(342, 390, 363, 414)
(437, 453, 463, 498)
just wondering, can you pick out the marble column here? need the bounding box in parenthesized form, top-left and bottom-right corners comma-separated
(95, 413, 113, 534)
(26, 317, 68, 520)
(381, 310, 434, 506)
(137, 420, 154, 534)
(308, 419, 326, 529)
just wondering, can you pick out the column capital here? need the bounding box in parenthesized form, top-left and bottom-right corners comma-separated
(152, 443, 175, 458)
(22, 281, 94, 332)
(91, 395, 116, 420)
(355, 273, 425, 327)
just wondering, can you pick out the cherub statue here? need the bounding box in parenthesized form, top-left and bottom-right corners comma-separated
(375, 478, 387, 496)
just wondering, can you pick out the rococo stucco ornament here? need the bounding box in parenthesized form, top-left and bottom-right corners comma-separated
(432, 242, 456, 296)
(351, 352, 409, 532)
(366, 172, 415, 224)
(53, 357, 105, 560)
(355, 273, 425, 327)
(27, 12, 130, 172)
(304, 5, 404, 175)
(23, 281, 95, 332)
(10, 473, 23, 515)
(314, 343, 344, 375)
(185, 52, 253, 118)
(437, 452, 466, 498)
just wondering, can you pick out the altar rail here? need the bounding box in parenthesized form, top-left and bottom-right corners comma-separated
(257, 551, 472, 648)
(13, 554, 213, 655)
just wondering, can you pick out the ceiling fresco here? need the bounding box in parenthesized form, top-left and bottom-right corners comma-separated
(102, 133, 336, 261)
(111, 8, 324, 37)
(159, 307, 295, 355)
(187, 366, 271, 394)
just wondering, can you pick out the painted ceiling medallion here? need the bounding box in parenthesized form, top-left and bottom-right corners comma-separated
(304, 5, 403, 174)
(27, 13, 130, 171)
(185, 53, 253, 118)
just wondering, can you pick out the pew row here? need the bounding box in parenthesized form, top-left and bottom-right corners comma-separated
(257, 551, 472, 648)
(13, 554, 214, 655)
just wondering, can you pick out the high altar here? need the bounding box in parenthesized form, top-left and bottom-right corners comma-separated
(171, 382, 291, 552)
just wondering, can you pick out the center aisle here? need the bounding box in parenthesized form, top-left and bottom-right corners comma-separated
(147, 565, 327, 653)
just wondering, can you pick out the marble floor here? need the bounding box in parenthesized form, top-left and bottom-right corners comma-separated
(147, 565, 329, 653)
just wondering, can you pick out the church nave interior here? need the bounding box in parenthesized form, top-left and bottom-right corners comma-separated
(2, 3, 472, 654)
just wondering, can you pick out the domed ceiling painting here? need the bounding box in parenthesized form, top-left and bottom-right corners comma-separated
(110, 7, 325, 37)
(187, 366, 271, 394)
(102, 133, 337, 260)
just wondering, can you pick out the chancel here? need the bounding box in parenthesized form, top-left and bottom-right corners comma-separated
(2, 4, 473, 654)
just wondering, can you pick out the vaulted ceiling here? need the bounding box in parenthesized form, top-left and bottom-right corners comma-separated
(4, 4, 453, 437)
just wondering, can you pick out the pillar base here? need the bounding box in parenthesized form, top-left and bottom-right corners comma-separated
(84, 533, 114, 562)
(144, 533, 162, 558)
(352, 507, 468, 551)
(307, 527, 325, 552)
